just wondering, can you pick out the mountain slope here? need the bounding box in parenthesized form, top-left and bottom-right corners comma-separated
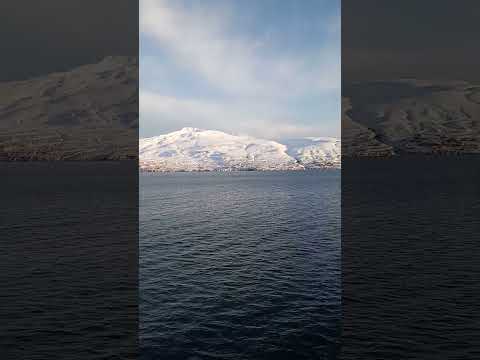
(140, 128, 340, 171)
(343, 79, 480, 156)
(284, 137, 341, 168)
(0, 56, 138, 160)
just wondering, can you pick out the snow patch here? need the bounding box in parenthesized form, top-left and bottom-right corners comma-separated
(140, 128, 340, 172)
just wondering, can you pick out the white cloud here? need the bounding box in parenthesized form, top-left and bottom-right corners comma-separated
(139, 0, 340, 138)
(140, 0, 340, 98)
(140, 91, 337, 139)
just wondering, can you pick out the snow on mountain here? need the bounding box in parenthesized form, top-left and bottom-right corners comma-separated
(343, 79, 480, 155)
(283, 137, 341, 168)
(0, 56, 138, 160)
(140, 128, 340, 172)
(341, 97, 394, 157)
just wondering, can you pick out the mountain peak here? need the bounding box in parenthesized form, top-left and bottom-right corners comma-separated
(179, 127, 203, 133)
(140, 129, 340, 172)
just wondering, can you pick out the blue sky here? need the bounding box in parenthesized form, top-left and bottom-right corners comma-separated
(140, 0, 340, 139)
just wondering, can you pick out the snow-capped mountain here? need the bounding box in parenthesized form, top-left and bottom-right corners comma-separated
(0, 56, 138, 160)
(139, 128, 340, 172)
(343, 79, 480, 156)
(284, 137, 341, 168)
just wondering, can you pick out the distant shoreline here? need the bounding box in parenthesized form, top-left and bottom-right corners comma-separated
(139, 167, 340, 174)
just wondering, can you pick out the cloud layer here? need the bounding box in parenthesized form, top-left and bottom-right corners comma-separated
(140, 0, 340, 139)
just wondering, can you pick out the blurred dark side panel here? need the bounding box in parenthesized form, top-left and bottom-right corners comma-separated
(0, 1, 138, 359)
(342, 1, 480, 358)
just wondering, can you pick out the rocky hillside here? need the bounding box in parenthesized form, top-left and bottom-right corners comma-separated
(343, 79, 480, 156)
(0, 56, 138, 160)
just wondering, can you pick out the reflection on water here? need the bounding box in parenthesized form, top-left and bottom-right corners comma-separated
(140, 171, 340, 360)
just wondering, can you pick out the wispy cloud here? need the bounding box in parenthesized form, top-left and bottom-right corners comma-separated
(140, 0, 340, 138)
(141, 91, 336, 139)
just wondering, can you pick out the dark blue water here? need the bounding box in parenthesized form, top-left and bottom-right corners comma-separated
(341, 157, 480, 359)
(0, 162, 137, 360)
(140, 170, 341, 359)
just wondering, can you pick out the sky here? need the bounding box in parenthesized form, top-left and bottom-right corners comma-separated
(343, 0, 480, 83)
(140, 0, 340, 140)
(1, 0, 137, 81)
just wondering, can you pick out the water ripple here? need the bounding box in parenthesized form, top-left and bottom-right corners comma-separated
(140, 171, 340, 359)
